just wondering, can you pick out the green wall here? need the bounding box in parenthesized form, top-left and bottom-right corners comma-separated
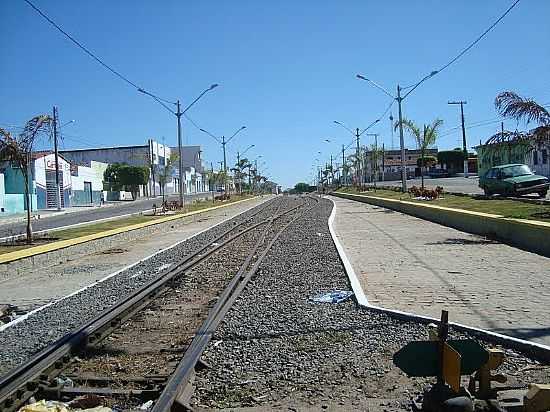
(477, 142, 529, 176)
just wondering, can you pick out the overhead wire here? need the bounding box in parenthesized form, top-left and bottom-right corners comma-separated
(434, 0, 521, 77)
(23, 0, 175, 107)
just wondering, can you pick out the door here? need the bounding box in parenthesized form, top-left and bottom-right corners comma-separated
(84, 181, 92, 204)
(46, 170, 64, 208)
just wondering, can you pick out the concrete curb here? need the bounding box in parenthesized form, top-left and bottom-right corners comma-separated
(325, 195, 550, 363)
(331, 191, 550, 258)
(0, 196, 270, 333)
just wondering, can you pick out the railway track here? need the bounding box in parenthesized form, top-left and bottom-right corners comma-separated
(0, 195, 318, 412)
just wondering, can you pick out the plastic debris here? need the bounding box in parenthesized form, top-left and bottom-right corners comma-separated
(17, 400, 112, 412)
(310, 290, 354, 304)
(18, 400, 69, 412)
(139, 400, 154, 411)
(54, 376, 73, 388)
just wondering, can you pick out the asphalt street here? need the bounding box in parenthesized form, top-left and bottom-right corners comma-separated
(381, 176, 483, 194)
(0, 192, 212, 238)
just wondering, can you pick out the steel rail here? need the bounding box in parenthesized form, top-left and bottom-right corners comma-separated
(0, 197, 301, 411)
(152, 196, 320, 411)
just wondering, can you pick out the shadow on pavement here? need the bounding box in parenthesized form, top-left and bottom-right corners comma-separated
(490, 326, 550, 341)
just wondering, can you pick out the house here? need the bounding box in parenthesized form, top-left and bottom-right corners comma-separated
(0, 152, 107, 214)
(476, 139, 550, 178)
(60, 141, 210, 197)
(60, 140, 168, 197)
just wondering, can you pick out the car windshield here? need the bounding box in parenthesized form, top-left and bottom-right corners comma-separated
(501, 165, 533, 178)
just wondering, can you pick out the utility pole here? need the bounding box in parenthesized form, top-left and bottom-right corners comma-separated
(389, 114, 394, 150)
(355, 128, 360, 187)
(236, 151, 241, 195)
(397, 85, 407, 192)
(448, 100, 468, 178)
(162, 136, 166, 203)
(342, 144, 346, 186)
(176, 100, 185, 207)
(254, 159, 258, 194)
(52, 106, 62, 211)
(210, 162, 215, 203)
(330, 155, 333, 187)
(382, 143, 385, 182)
(221, 136, 228, 195)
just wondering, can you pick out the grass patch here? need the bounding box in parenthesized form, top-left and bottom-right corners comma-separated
(0, 195, 256, 255)
(336, 187, 550, 222)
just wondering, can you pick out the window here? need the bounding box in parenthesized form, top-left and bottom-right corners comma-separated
(533, 151, 539, 165)
(542, 149, 548, 164)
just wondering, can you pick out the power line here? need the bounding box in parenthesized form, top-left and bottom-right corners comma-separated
(406, 0, 521, 92)
(23, 0, 141, 90)
(436, 0, 521, 76)
(23, 0, 173, 105)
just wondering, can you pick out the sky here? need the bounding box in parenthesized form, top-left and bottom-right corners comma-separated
(1, 1, 549, 188)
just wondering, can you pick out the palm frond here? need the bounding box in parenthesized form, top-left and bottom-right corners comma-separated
(495, 91, 550, 125)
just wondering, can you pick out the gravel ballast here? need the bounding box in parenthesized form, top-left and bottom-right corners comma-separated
(0, 197, 287, 376)
(192, 197, 550, 411)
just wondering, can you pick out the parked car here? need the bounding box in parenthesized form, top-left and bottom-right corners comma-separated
(427, 168, 450, 178)
(479, 164, 549, 197)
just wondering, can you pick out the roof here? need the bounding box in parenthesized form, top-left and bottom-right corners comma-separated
(59, 144, 148, 153)
(31, 151, 69, 162)
(489, 163, 526, 169)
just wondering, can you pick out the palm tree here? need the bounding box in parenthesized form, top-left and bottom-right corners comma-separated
(0, 115, 52, 243)
(395, 118, 443, 190)
(494, 91, 550, 145)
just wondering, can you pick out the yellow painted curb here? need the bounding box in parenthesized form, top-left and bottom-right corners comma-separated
(352, 193, 550, 228)
(0, 197, 257, 265)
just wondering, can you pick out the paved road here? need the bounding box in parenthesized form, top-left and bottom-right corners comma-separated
(380, 176, 550, 199)
(381, 176, 483, 194)
(0, 192, 212, 238)
(331, 195, 550, 346)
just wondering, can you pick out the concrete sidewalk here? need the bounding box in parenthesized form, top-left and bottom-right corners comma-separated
(329, 195, 550, 346)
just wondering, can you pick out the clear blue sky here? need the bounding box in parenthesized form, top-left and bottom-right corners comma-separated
(2, 1, 549, 188)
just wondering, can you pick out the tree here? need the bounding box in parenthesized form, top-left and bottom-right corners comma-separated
(294, 182, 314, 193)
(396, 118, 443, 190)
(104, 163, 149, 200)
(437, 149, 465, 173)
(158, 152, 179, 201)
(367, 144, 384, 190)
(0, 115, 52, 244)
(491, 91, 550, 146)
(417, 155, 437, 168)
(232, 158, 251, 195)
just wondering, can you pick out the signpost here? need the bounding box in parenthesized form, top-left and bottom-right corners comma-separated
(393, 311, 489, 393)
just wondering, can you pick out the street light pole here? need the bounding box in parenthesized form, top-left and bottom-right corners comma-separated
(355, 128, 360, 186)
(397, 85, 407, 191)
(138, 83, 219, 208)
(448, 100, 469, 178)
(176, 100, 184, 206)
(356, 71, 438, 193)
(200, 126, 246, 197)
(52, 106, 62, 211)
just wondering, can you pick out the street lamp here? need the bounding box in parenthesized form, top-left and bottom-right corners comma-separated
(236, 144, 255, 195)
(138, 83, 219, 207)
(333, 119, 380, 186)
(356, 72, 438, 192)
(200, 125, 247, 195)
